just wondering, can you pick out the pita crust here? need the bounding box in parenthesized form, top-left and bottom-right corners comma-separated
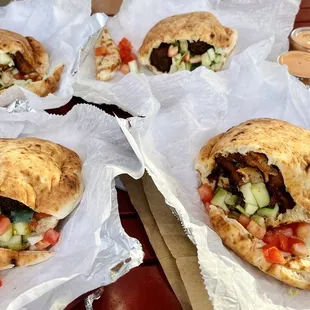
(196, 118, 310, 212)
(138, 12, 237, 74)
(0, 248, 52, 270)
(0, 137, 83, 219)
(210, 206, 310, 289)
(25, 64, 64, 97)
(0, 30, 48, 75)
(95, 27, 121, 81)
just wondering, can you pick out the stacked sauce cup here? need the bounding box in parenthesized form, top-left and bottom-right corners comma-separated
(278, 27, 310, 86)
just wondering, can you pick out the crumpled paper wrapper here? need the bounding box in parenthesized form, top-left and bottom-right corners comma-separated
(116, 41, 310, 310)
(0, 104, 144, 310)
(73, 0, 300, 106)
(0, 0, 107, 110)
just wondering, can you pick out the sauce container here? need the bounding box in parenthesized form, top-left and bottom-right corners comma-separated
(290, 27, 310, 52)
(277, 51, 310, 86)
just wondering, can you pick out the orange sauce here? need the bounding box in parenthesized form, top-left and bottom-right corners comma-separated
(294, 31, 310, 49)
(278, 51, 310, 78)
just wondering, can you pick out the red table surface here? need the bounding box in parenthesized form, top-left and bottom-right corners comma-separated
(48, 5, 310, 309)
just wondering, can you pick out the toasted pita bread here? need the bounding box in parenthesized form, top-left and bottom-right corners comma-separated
(0, 137, 83, 219)
(0, 29, 49, 76)
(95, 27, 121, 81)
(138, 12, 237, 74)
(25, 64, 64, 97)
(0, 248, 52, 269)
(196, 118, 310, 289)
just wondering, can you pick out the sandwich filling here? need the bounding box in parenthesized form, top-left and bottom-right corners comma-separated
(0, 197, 59, 252)
(150, 40, 226, 73)
(198, 151, 310, 264)
(0, 51, 42, 90)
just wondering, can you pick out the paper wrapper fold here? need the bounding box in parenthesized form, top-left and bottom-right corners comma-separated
(73, 0, 300, 106)
(0, 0, 107, 110)
(0, 104, 144, 310)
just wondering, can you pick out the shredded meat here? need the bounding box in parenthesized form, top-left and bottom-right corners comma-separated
(212, 152, 295, 213)
(150, 43, 172, 73)
(0, 196, 28, 217)
(188, 41, 212, 55)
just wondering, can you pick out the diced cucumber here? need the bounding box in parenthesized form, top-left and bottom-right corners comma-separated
(0, 225, 12, 243)
(185, 62, 192, 70)
(251, 215, 266, 228)
(256, 204, 279, 220)
(172, 54, 182, 66)
(169, 64, 178, 73)
(214, 54, 222, 64)
(240, 183, 257, 206)
(177, 62, 186, 71)
(0, 53, 14, 66)
(245, 203, 259, 215)
(210, 62, 222, 71)
(8, 235, 23, 251)
(210, 188, 229, 212)
(12, 222, 30, 236)
(201, 52, 211, 67)
(128, 60, 139, 74)
(225, 193, 237, 206)
(251, 182, 270, 208)
(235, 205, 249, 217)
(179, 40, 188, 54)
(10, 208, 34, 223)
(207, 48, 216, 61)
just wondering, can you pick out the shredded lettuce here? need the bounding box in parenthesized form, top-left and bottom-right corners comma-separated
(288, 287, 299, 297)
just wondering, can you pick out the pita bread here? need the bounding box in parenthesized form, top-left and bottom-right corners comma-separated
(138, 12, 237, 74)
(0, 30, 49, 76)
(95, 27, 121, 81)
(0, 248, 52, 270)
(0, 137, 83, 219)
(25, 64, 64, 97)
(196, 118, 310, 289)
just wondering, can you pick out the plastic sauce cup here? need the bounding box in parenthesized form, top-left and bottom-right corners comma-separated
(290, 27, 310, 52)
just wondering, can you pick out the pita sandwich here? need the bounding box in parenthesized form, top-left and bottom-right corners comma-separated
(138, 12, 237, 74)
(0, 137, 83, 270)
(196, 118, 310, 290)
(95, 27, 121, 81)
(0, 29, 64, 97)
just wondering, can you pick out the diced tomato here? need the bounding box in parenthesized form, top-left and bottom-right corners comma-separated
(29, 220, 38, 231)
(238, 214, 251, 227)
(95, 46, 108, 56)
(122, 53, 137, 65)
(0, 215, 11, 236)
(0, 280, 2, 287)
(34, 213, 51, 220)
(43, 229, 60, 246)
(204, 201, 211, 212)
(13, 72, 24, 80)
(287, 236, 304, 252)
(263, 244, 286, 264)
(246, 220, 266, 239)
(273, 227, 293, 237)
(35, 240, 50, 250)
(296, 222, 310, 240)
(263, 231, 280, 247)
(120, 64, 130, 75)
(198, 184, 214, 203)
(119, 38, 132, 50)
(285, 223, 299, 234)
(291, 243, 309, 257)
(278, 234, 289, 252)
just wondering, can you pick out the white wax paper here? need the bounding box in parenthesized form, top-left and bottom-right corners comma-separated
(0, 0, 106, 110)
(0, 104, 144, 310)
(116, 42, 310, 310)
(73, 0, 300, 106)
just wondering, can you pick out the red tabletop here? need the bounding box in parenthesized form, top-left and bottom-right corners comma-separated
(51, 3, 310, 309)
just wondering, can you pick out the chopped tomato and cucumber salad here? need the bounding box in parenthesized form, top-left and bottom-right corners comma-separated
(198, 183, 310, 264)
(0, 206, 60, 252)
(95, 37, 139, 75)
